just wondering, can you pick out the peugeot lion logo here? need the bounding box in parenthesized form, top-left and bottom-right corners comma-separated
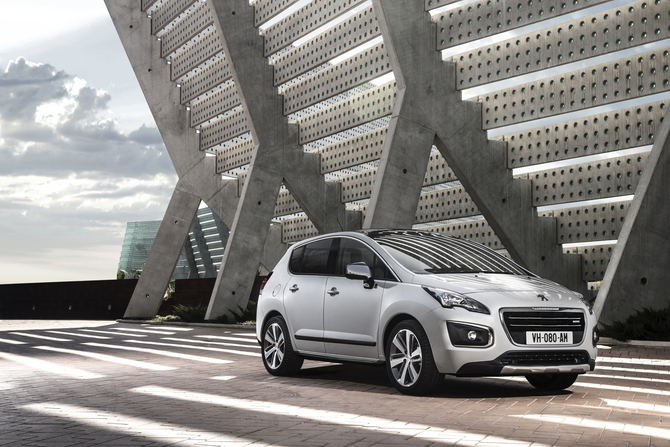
(537, 294, 549, 301)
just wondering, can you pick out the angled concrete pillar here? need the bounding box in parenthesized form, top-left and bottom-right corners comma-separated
(365, 114, 435, 229)
(183, 236, 199, 279)
(204, 0, 361, 320)
(594, 114, 670, 325)
(190, 215, 217, 278)
(260, 222, 288, 274)
(212, 213, 230, 250)
(124, 186, 200, 318)
(106, 0, 240, 318)
(368, 0, 583, 292)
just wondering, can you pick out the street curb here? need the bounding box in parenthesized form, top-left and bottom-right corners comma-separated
(116, 319, 256, 331)
(598, 337, 670, 348)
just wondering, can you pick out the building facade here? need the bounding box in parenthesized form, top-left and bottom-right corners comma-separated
(118, 207, 230, 280)
(105, 0, 670, 324)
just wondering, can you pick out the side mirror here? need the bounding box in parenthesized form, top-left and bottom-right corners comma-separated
(345, 262, 375, 289)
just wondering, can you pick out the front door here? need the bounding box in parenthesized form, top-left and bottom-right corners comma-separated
(323, 238, 395, 359)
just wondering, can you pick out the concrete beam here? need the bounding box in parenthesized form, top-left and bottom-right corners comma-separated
(370, 0, 584, 292)
(594, 113, 670, 326)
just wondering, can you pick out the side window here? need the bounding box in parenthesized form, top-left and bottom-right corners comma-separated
(336, 238, 395, 280)
(289, 246, 304, 273)
(289, 239, 332, 275)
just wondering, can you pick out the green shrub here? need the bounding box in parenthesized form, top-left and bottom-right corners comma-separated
(172, 303, 208, 322)
(230, 300, 257, 324)
(602, 303, 670, 342)
(152, 315, 181, 322)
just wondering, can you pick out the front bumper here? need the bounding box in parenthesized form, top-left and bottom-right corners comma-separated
(455, 350, 596, 376)
(418, 307, 599, 376)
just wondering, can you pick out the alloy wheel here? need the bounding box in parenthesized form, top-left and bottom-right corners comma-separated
(389, 328, 423, 387)
(264, 322, 285, 370)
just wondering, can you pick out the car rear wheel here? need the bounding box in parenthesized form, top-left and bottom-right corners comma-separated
(385, 320, 441, 395)
(262, 316, 303, 376)
(525, 373, 578, 390)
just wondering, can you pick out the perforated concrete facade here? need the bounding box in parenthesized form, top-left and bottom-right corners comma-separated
(106, 0, 669, 325)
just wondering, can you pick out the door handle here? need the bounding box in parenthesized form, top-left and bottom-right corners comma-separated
(289, 285, 299, 293)
(327, 287, 339, 296)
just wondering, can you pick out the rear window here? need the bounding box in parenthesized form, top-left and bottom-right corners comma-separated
(367, 230, 529, 275)
(288, 239, 332, 275)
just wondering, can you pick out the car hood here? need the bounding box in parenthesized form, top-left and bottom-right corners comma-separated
(414, 273, 583, 306)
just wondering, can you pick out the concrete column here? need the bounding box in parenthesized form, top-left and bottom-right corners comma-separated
(594, 113, 670, 325)
(124, 186, 200, 318)
(282, 150, 362, 233)
(106, 0, 241, 318)
(364, 114, 435, 229)
(370, 0, 583, 292)
(207, 164, 284, 320)
(204, 0, 361, 320)
(190, 215, 217, 278)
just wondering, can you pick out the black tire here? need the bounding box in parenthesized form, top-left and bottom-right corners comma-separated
(385, 320, 441, 395)
(261, 316, 303, 376)
(525, 373, 578, 391)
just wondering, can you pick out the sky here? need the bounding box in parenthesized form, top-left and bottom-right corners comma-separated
(0, 1, 177, 284)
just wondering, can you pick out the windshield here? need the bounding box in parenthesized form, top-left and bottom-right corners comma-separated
(366, 230, 530, 276)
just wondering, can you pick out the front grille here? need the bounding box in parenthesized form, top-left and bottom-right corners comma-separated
(500, 351, 590, 366)
(502, 310, 585, 345)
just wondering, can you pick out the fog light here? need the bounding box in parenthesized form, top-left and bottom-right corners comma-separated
(592, 327, 600, 347)
(447, 322, 493, 348)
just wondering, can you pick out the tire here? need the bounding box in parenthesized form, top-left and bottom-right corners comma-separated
(261, 316, 303, 376)
(385, 320, 441, 395)
(525, 373, 578, 391)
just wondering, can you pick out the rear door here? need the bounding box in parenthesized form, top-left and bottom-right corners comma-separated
(283, 238, 334, 353)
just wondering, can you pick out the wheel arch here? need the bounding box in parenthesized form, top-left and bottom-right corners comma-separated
(261, 310, 283, 334)
(382, 313, 419, 355)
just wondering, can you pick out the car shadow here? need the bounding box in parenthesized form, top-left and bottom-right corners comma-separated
(295, 362, 571, 398)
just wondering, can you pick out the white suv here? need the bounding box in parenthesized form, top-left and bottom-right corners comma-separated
(256, 230, 598, 395)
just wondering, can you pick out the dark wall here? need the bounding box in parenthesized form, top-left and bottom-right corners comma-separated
(0, 279, 138, 320)
(157, 278, 216, 316)
(157, 276, 266, 316)
(0, 277, 267, 320)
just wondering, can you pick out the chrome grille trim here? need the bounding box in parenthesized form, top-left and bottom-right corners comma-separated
(499, 308, 586, 347)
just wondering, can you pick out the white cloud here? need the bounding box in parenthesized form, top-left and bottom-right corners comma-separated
(0, 58, 178, 284)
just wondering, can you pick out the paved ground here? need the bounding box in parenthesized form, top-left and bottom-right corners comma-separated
(0, 320, 669, 447)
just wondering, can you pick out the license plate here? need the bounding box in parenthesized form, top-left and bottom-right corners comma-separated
(526, 331, 573, 345)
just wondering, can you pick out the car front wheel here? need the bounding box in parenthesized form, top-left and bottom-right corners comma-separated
(262, 316, 303, 376)
(525, 373, 578, 391)
(385, 320, 441, 395)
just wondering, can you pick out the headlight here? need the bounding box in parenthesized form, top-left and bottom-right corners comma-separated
(576, 292, 593, 315)
(422, 286, 490, 314)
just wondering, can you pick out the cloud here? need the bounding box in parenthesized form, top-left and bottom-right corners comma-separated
(0, 58, 180, 284)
